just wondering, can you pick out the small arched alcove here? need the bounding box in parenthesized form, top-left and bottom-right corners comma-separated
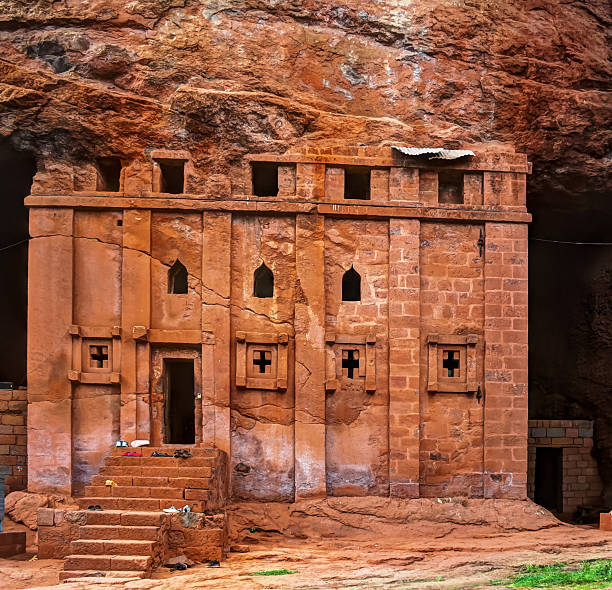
(168, 259, 188, 294)
(342, 265, 361, 301)
(253, 262, 274, 298)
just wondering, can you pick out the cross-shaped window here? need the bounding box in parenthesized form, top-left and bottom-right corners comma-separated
(341, 349, 360, 379)
(442, 350, 460, 377)
(252, 350, 272, 374)
(90, 345, 109, 368)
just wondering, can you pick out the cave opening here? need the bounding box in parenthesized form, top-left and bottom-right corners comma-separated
(0, 143, 36, 388)
(529, 187, 612, 514)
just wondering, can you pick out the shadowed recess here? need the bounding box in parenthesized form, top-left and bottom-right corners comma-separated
(168, 259, 188, 294)
(342, 265, 361, 301)
(253, 262, 274, 298)
(0, 143, 36, 387)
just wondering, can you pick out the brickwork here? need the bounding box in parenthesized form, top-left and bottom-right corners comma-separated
(0, 388, 27, 493)
(388, 219, 420, 497)
(528, 419, 602, 515)
(483, 223, 528, 498)
(419, 223, 485, 497)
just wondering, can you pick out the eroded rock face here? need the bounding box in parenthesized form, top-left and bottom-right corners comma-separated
(0, 0, 608, 195)
(4, 491, 77, 530)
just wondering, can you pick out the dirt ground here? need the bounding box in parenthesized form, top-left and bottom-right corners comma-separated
(1, 522, 611, 590)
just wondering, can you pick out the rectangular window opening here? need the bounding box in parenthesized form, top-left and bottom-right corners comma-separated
(156, 159, 185, 194)
(96, 157, 122, 192)
(344, 166, 371, 200)
(438, 170, 464, 204)
(165, 359, 195, 445)
(252, 162, 279, 197)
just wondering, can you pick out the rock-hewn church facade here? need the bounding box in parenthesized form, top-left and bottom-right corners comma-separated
(26, 145, 530, 502)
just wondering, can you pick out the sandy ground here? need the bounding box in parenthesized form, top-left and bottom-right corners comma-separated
(1, 523, 611, 590)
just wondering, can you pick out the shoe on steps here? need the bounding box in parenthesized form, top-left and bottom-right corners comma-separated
(152, 451, 172, 457)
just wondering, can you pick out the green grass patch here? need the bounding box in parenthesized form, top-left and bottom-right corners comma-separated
(492, 559, 612, 588)
(247, 569, 299, 576)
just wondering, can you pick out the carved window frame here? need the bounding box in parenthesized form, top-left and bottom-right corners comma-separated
(68, 325, 121, 384)
(235, 331, 289, 391)
(427, 333, 478, 393)
(324, 333, 376, 393)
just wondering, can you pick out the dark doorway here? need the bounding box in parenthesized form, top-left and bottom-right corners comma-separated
(0, 144, 36, 387)
(165, 359, 195, 444)
(534, 446, 563, 512)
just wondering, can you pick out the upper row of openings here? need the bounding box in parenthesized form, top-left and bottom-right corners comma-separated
(437, 170, 464, 204)
(156, 158, 185, 194)
(96, 157, 122, 192)
(251, 162, 296, 197)
(95, 157, 186, 194)
(251, 163, 467, 203)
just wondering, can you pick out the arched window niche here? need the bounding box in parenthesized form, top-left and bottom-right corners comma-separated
(253, 262, 274, 298)
(168, 259, 188, 294)
(342, 265, 361, 302)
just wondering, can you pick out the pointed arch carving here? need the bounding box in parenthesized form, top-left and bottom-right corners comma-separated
(168, 259, 188, 294)
(253, 262, 274, 298)
(342, 265, 361, 302)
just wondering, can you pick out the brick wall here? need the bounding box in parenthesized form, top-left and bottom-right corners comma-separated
(483, 223, 528, 498)
(419, 222, 485, 497)
(528, 419, 602, 515)
(0, 388, 27, 493)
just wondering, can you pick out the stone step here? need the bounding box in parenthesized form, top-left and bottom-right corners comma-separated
(84, 485, 185, 500)
(92, 475, 212, 488)
(105, 456, 214, 468)
(59, 570, 145, 582)
(111, 446, 218, 458)
(70, 539, 155, 556)
(77, 497, 205, 512)
(99, 465, 213, 479)
(79, 525, 159, 541)
(64, 554, 152, 572)
(77, 510, 166, 527)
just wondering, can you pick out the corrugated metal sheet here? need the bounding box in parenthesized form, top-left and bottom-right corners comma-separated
(392, 146, 475, 160)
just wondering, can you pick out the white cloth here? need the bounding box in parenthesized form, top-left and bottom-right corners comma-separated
(130, 439, 150, 447)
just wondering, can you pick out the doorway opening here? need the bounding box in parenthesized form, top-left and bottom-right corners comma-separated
(534, 446, 563, 512)
(165, 359, 195, 444)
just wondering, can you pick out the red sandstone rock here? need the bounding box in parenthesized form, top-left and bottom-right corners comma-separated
(5, 492, 77, 530)
(5, 492, 49, 530)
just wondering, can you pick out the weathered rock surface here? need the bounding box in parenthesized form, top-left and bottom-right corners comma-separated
(5, 491, 77, 530)
(227, 497, 560, 541)
(3, 515, 612, 589)
(0, 0, 608, 198)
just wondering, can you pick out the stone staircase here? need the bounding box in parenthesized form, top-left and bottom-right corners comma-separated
(59, 446, 227, 582)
